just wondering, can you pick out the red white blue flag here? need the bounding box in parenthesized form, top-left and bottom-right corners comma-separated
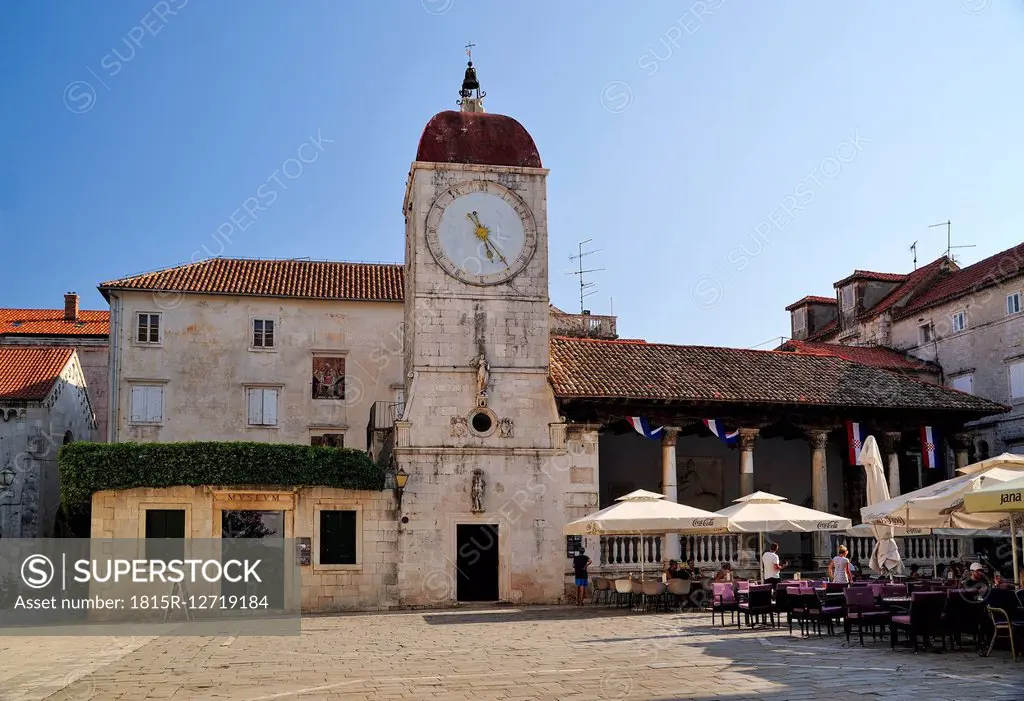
(703, 419, 738, 445)
(846, 420, 867, 464)
(921, 425, 939, 469)
(626, 417, 663, 439)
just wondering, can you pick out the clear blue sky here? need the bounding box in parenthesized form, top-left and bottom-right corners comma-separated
(2, 1, 1023, 348)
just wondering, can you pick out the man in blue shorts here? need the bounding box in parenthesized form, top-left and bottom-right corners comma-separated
(572, 548, 592, 605)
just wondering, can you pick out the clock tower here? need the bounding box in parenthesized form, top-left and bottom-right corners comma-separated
(394, 60, 581, 605)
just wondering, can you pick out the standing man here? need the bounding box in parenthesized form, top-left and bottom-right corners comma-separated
(761, 542, 785, 588)
(572, 547, 592, 606)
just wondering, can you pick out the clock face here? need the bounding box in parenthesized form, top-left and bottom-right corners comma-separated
(425, 180, 538, 285)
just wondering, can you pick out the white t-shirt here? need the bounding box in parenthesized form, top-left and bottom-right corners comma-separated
(761, 551, 780, 580)
(830, 555, 850, 583)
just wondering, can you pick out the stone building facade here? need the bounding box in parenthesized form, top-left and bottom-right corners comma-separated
(0, 347, 97, 537)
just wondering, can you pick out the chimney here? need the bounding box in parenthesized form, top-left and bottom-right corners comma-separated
(64, 293, 79, 322)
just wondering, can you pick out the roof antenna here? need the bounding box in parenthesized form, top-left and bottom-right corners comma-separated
(909, 241, 918, 270)
(929, 219, 976, 264)
(567, 239, 604, 314)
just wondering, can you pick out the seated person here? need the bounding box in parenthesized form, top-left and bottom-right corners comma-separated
(961, 562, 988, 591)
(681, 558, 700, 580)
(664, 560, 683, 579)
(934, 563, 946, 580)
(713, 562, 733, 583)
(908, 563, 922, 580)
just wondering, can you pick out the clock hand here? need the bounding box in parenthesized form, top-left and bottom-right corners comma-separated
(483, 237, 509, 267)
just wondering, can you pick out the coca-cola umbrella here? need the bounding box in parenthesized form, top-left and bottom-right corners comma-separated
(714, 491, 852, 569)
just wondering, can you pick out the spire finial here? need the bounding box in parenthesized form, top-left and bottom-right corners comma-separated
(458, 43, 485, 113)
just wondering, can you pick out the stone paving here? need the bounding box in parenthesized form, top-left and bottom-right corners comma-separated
(1, 606, 1022, 700)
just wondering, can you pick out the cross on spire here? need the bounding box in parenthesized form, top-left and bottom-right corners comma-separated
(465, 41, 475, 61)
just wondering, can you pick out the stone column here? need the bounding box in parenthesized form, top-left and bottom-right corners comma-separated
(661, 427, 681, 562)
(807, 429, 830, 564)
(952, 433, 972, 473)
(737, 428, 759, 497)
(881, 431, 902, 497)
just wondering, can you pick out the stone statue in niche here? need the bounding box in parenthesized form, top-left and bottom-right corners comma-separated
(450, 415, 468, 438)
(474, 353, 490, 402)
(471, 469, 485, 513)
(498, 417, 514, 438)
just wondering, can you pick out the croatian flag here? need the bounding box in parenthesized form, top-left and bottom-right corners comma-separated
(626, 417, 663, 439)
(846, 420, 867, 464)
(921, 425, 939, 469)
(703, 419, 738, 445)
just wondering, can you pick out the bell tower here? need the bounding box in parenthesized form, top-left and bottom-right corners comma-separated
(394, 56, 573, 606)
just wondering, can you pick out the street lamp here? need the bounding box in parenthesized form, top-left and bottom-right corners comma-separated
(393, 466, 409, 512)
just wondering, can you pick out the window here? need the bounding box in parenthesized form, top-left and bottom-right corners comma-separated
(319, 510, 357, 565)
(919, 323, 934, 344)
(136, 313, 161, 344)
(1010, 361, 1024, 399)
(1008, 293, 1021, 316)
(129, 385, 164, 424)
(950, 373, 974, 394)
(252, 319, 275, 348)
(951, 311, 967, 333)
(145, 509, 185, 562)
(312, 357, 346, 400)
(791, 308, 807, 336)
(840, 285, 856, 311)
(311, 434, 344, 447)
(247, 387, 279, 426)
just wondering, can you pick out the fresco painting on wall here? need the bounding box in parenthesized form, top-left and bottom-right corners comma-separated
(677, 456, 724, 512)
(312, 357, 346, 400)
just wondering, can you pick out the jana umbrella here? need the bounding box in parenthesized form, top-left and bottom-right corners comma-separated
(963, 473, 1024, 586)
(715, 491, 852, 566)
(858, 436, 902, 574)
(861, 454, 1024, 530)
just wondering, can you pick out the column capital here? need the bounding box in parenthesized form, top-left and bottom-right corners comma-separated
(737, 427, 759, 450)
(805, 429, 829, 451)
(661, 426, 680, 446)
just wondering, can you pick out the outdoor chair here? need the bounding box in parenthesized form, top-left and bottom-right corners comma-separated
(772, 586, 797, 633)
(868, 583, 885, 599)
(880, 584, 907, 599)
(613, 578, 633, 608)
(592, 577, 611, 606)
(985, 606, 1024, 660)
(667, 578, 691, 611)
(942, 591, 985, 651)
(825, 582, 848, 593)
(711, 582, 738, 626)
(642, 580, 667, 612)
(889, 591, 947, 652)
(794, 591, 842, 637)
(844, 587, 891, 646)
(738, 584, 775, 629)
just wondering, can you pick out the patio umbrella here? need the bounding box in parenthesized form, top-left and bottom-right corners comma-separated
(714, 491, 852, 568)
(563, 489, 727, 588)
(858, 436, 902, 575)
(964, 473, 1024, 586)
(861, 454, 1024, 530)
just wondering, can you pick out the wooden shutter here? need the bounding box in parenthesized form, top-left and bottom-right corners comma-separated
(1010, 362, 1024, 398)
(248, 388, 262, 425)
(145, 386, 163, 422)
(130, 386, 145, 422)
(263, 389, 278, 425)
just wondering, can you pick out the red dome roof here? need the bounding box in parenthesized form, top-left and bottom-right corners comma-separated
(415, 110, 542, 168)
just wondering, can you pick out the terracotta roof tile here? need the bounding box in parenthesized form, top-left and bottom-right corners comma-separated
(778, 340, 939, 373)
(416, 111, 542, 168)
(894, 243, 1024, 319)
(0, 309, 109, 337)
(0, 347, 74, 401)
(834, 270, 908, 287)
(785, 295, 837, 311)
(548, 336, 1004, 415)
(99, 258, 405, 302)
(860, 256, 950, 319)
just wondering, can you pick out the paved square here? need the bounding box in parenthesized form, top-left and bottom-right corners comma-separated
(2, 606, 1021, 700)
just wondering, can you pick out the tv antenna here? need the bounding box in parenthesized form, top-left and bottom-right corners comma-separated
(928, 220, 976, 264)
(567, 239, 604, 314)
(909, 241, 918, 270)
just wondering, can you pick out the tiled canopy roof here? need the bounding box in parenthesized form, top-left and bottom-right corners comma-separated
(784, 295, 836, 311)
(778, 340, 939, 373)
(0, 309, 109, 336)
(548, 336, 1004, 414)
(100, 258, 405, 302)
(894, 243, 1024, 319)
(0, 347, 74, 401)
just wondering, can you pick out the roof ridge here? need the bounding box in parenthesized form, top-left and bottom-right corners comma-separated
(99, 257, 404, 287)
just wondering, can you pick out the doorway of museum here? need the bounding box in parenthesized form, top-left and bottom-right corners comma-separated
(221, 510, 285, 605)
(456, 523, 499, 602)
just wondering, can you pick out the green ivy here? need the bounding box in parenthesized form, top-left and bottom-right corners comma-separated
(59, 441, 385, 508)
